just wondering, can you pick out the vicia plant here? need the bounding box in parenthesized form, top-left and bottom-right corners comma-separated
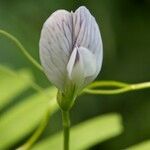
(0, 5, 150, 150)
(39, 6, 103, 111)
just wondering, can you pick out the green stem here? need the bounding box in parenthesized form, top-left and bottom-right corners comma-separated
(87, 80, 129, 89)
(0, 29, 43, 71)
(84, 82, 150, 95)
(62, 110, 70, 150)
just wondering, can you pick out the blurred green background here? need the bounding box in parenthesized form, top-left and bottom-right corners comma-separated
(0, 0, 150, 149)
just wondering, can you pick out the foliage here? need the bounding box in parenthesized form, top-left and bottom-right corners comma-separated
(32, 114, 122, 150)
(0, 66, 122, 149)
(128, 140, 150, 150)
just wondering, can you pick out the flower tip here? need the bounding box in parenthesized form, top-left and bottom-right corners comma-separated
(78, 6, 88, 10)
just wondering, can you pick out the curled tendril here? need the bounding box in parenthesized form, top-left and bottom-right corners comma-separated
(84, 81, 150, 95)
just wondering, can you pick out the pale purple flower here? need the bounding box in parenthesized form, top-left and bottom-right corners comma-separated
(39, 6, 103, 94)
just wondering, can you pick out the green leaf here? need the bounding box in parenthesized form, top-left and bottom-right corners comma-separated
(32, 113, 123, 150)
(127, 140, 150, 150)
(0, 86, 58, 150)
(0, 65, 34, 110)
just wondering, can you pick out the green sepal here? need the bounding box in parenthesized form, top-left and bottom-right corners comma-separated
(57, 83, 77, 111)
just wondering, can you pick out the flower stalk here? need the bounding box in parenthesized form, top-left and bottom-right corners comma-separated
(62, 110, 70, 150)
(57, 90, 73, 150)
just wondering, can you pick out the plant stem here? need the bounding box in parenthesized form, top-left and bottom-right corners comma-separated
(62, 110, 70, 150)
(16, 111, 50, 150)
(0, 29, 43, 71)
(84, 81, 150, 95)
(87, 80, 129, 89)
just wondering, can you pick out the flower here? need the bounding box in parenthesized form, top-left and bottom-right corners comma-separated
(39, 6, 103, 96)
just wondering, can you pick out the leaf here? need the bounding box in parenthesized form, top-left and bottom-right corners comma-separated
(0, 65, 123, 150)
(0, 65, 34, 110)
(127, 140, 150, 150)
(0, 86, 58, 150)
(32, 113, 123, 150)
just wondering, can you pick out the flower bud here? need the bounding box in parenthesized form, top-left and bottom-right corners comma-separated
(39, 6, 103, 109)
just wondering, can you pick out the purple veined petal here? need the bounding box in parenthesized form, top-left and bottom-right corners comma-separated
(44, 10, 72, 56)
(72, 6, 103, 88)
(73, 6, 91, 47)
(39, 10, 73, 90)
(39, 47, 66, 90)
(73, 6, 102, 53)
(39, 6, 103, 93)
(76, 7, 103, 78)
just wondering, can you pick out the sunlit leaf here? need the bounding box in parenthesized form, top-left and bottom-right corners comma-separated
(32, 113, 123, 150)
(0, 86, 58, 150)
(127, 140, 150, 150)
(0, 65, 34, 110)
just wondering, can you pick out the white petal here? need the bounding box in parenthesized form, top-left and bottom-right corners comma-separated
(67, 47, 84, 89)
(67, 47, 96, 89)
(39, 6, 103, 92)
(73, 6, 102, 53)
(67, 47, 77, 78)
(39, 10, 72, 90)
(72, 6, 103, 81)
(78, 47, 97, 77)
